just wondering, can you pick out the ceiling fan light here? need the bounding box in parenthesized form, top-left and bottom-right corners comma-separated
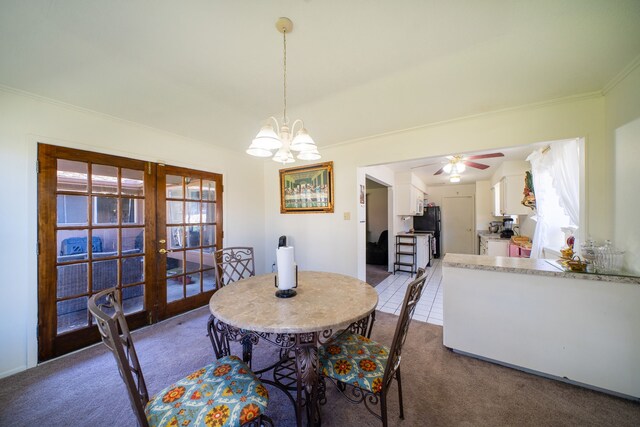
(443, 163, 453, 174)
(457, 163, 466, 173)
(251, 124, 282, 150)
(450, 174, 461, 183)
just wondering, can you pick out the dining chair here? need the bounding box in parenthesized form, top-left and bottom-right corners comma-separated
(89, 288, 273, 427)
(214, 246, 255, 289)
(319, 267, 427, 427)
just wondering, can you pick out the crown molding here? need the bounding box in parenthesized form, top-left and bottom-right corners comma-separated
(325, 91, 603, 150)
(602, 54, 640, 95)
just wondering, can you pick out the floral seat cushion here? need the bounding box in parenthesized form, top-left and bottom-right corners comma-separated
(145, 355, 269, 427)
(319, 331, 389, 394)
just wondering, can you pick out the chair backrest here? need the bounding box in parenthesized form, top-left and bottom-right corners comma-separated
(214, 247, 255, 288)
(382, 267, 427, 393)
(88, 288, 150, 427)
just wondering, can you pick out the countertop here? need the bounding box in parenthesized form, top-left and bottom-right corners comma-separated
(478, 232, 510, 241)
(443, 253, 640, 284)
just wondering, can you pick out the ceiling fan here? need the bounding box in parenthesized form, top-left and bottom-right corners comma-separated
(412, 152, 505, 175)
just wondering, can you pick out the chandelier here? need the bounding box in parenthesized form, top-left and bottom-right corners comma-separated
(246, 17, 320, 164)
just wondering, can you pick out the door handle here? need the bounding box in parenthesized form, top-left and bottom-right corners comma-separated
(159, 249, 168, 254)
(159, 239, 166, 244)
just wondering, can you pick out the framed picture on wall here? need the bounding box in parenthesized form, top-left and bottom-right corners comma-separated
(279, 161, 334, 214)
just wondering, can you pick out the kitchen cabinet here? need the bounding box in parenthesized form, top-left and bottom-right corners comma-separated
(415, 234, 432, 269)
(479, 234, 509, 256)
(396, 184, 424, 216)
(492, 175, 529, 216)
(487, 240, 509, 256)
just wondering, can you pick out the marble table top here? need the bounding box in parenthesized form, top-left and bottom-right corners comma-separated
(209, 271, 379, 334)
(443, 253, 640, 284)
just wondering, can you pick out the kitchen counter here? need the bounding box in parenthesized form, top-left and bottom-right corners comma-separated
(443, 253, 640, 398)
(444, 253, 640, 284)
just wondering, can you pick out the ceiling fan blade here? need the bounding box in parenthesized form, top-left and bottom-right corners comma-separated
(463, 160, 490, 170)
(466, 152, 504, 160)
(433, 167, 446, 175)
(410, 162, 439, 169)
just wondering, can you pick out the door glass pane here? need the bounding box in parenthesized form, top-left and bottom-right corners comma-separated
(166, 201, 184, 224)
(167, 277, 184, 302)
(122, 198, 144, 224)
(168, 226, 184, 249)
(93, 196, 118, 225)
(121, 168, 144, 196)
(57, 230, 89, 260)
(123, 228, 144, 253)
(57, 195, 88, 226)
(186, 178, 201, 200)
(202, 269, 216, 291)
(122, 256, 144, 285)
(202, 180, 216, 201)
(93, 228, 118, 254)
(202, 225, 215, 247)
(122, 285, 144, 314)
(186, 273, 200, 297)
(57, 160, 88, 192)
(166, 175, 183, 199)
(186, 226, 200, 248)
(92, 259, 118, 291)
(166, 250, 184, 276)
(92, 164, 119, 194)
(57, 263, 88, 298)
(202, 202, 215, 223)
(185, 249, 201, 273)
(186, 202, 200, 224)
(57, 296, 89, 334)
(202, 248, 215, 270)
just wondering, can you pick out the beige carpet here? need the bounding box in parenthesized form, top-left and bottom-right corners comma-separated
(1, 307, 638, 426)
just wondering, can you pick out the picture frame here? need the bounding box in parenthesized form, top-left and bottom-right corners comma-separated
(279, 161, 334, 214)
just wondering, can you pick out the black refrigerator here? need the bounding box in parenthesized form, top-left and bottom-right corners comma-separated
(413, 206, 441, 258)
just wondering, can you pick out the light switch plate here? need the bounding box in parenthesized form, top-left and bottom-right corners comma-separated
(343, 212, 351, 220)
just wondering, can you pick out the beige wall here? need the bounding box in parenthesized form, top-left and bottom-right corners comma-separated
(0, 88, 267, 377)
(366, 186, 388, 244)
(264, 94, 612, 279)
(606, 60, 640, 273)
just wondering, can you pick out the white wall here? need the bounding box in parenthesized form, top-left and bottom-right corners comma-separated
(606, 61, 640, 274)
(475, 180, 493, 232)
(0, 88, 267, 378)
(264, 95, 613, 281)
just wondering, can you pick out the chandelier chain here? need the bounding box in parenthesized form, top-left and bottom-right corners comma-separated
(283, 29, 288, 125)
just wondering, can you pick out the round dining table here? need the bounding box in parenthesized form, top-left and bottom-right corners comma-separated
(209, 271, 378, 427)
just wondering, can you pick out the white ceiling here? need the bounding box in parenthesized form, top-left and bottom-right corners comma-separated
(1, 1, 640, 157)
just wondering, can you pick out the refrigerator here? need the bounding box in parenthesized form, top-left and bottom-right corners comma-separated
(413, 206, 441, 258)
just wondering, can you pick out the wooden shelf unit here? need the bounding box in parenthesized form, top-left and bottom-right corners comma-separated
(394, 235, 417, 275)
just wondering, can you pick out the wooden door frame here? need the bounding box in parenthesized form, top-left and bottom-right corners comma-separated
(156, 164, 223, 320)
(37, 144, 157, 360)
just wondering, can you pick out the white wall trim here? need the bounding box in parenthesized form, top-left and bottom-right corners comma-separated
(602, 54, 640, 95)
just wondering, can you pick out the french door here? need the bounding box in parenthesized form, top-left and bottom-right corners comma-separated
(37, 144, 222, 360)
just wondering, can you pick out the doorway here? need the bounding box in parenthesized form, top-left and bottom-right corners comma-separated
(442, 196, 475, 255)
(37, 144, 223, 360)
(365, 178, 391, 285)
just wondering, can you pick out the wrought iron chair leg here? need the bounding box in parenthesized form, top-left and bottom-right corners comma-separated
(396, 367, 404, 419)
(381, 391, 388, 427)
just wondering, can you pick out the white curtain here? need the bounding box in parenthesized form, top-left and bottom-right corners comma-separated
(527, 150, 549, 258)
(548, 139, 580, 248)
(527, 139, 580, 258)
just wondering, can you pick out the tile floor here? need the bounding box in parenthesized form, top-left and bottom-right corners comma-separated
(375, 258, 443, 326)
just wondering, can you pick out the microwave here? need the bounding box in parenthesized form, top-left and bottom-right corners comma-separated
(416, 198, 424, 215)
